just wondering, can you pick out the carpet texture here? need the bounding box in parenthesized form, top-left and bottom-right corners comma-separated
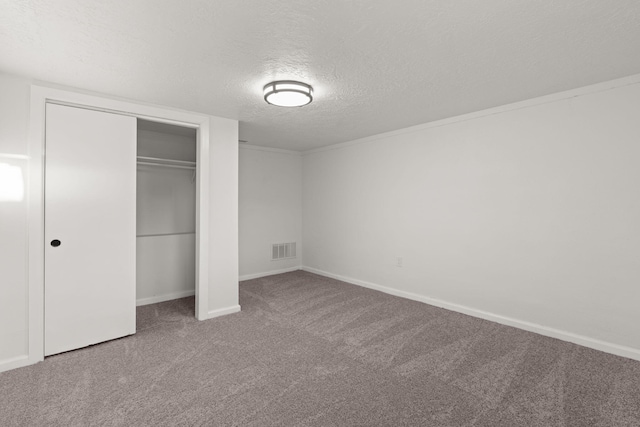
(1, 271, 640, 426)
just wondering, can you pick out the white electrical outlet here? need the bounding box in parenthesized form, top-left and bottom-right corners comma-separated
(396, 257, 403, 267)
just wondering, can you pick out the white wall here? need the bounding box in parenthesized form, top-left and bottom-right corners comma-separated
(303, 77, 640, 359)
(136, 128, 197, 305)
(239, 146, 302, 280)
(137, 127, 197, 161)
(0, 72, 239, 372)
(207, 116, 239, 314)
(0, 74, 30, 364)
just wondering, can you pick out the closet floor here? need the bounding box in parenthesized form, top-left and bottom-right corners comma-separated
(136, 296, 196, 333)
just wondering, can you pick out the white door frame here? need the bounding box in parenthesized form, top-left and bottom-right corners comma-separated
(28, 85, 211, 366)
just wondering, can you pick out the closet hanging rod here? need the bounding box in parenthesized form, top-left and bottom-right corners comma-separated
(137, 161, 195, 170)
(136, 231, 196, 238)
(136, 156, 196, 166)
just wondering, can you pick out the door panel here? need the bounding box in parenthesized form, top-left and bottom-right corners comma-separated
(45, 103, 136, 356)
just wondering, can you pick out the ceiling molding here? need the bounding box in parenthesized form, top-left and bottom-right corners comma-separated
(303, 73, 640, 156)
(239, 144, 302, 156)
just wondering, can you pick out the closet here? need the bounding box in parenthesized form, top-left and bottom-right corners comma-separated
(44, 104, 197, 357)
(136, 120, 197, 307)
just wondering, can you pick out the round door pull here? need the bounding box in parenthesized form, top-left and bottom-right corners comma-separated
(51, 239, 61, 247)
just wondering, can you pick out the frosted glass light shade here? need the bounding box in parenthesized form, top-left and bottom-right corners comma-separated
(263, 81, 313, 107)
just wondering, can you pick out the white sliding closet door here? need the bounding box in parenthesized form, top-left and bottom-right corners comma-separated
(44, 103, 136, 356)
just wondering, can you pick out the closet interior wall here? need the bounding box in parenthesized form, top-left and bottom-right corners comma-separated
(136, 120, 197, 306)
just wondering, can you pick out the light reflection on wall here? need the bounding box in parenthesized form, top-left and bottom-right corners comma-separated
(0, 162, 24, 202)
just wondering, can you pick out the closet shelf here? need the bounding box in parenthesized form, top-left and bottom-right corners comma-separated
(136, 156, 196, 170)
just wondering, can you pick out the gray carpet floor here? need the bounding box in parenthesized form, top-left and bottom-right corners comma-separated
(2, 271, 640, 426)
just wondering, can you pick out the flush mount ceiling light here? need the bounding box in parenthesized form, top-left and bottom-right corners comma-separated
(263, 81, 313, 107)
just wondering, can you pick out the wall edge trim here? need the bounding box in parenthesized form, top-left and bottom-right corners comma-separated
(205, 305, 241, 320)
(301, 266, 640, 362)
(240, 144, 302, 155)
(239, 266, 302, 282)
(0, 355, 31, 374)
(136, 290, 196, 307)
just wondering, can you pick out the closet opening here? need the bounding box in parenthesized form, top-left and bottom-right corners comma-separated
(136, 119, 197, 318)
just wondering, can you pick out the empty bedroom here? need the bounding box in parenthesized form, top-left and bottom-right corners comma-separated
(1, 1, 639, 425)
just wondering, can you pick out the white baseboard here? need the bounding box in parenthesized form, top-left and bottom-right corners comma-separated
(136, 290, 195, 306)
(0, 355, 32, 374)
(301, 266, 640, 362)
(239, 266, 301, 282)
(205, 305, 241, 320)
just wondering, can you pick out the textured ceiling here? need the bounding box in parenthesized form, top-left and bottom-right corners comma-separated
(1, 1, 640, 151)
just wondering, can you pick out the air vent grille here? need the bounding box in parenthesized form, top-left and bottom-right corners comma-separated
(272, 242, 296, 260)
